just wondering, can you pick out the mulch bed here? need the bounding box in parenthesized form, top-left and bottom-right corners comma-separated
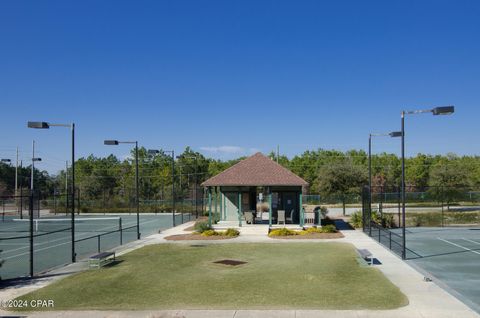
(269, 232, 344, 239)
(165, 233, 238, 241)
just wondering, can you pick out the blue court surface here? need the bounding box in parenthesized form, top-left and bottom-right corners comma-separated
(401, 227, 480, 313)
(0, 213, 191, 280)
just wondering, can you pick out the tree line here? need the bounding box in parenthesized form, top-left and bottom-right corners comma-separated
(1, 147, 478, 208)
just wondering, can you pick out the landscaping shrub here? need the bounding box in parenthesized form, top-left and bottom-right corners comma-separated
(371, 210, 381, 224)
(313, 206, 329, 220)
(319, 206, 329, 219)
(201, 229, 219, 236)
(273, 225, 337, 236)
(408, 213, 442, 227)
(350, 210, 363, 228)
(194, 221, 212, 233)
(448, 211, 479, 224)
(224, 228, 240, 237)
(381, 214, 395, 228)
(268, 228, 298, 237)
(320, 224, 337, 233)
(299, 227, 322, 235)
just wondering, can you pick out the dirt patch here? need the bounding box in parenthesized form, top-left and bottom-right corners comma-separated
(213, 259, 247, 266)
(269, 232, 344, 240)
(164, 233, 237, 241)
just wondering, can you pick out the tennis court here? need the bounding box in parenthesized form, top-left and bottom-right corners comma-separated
(0, 213, 191, 280)
(391, 227, 480, 313)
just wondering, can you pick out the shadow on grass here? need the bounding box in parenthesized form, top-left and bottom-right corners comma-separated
(100, 259, 124, 268)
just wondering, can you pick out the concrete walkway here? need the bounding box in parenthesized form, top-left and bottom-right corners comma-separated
(0, 221, 478, 318)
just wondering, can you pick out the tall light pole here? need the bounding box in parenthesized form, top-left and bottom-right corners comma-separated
(15, 147, 18, 198)
(368, 131, 402, 212)
(400, 106, 454, 259)
(105, 140, 140, 239)
(28, 121, 76, 262)
(29, 140, 41, 277)
(148, 149, 175, 226)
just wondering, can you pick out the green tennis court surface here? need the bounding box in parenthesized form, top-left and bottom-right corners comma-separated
(397, 227, 480, 313)
(0, 214, 191, 280)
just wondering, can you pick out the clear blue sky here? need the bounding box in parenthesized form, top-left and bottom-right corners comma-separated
(1, 1, 479, 173)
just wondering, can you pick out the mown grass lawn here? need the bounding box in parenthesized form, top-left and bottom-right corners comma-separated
(15, 243, 408, 310)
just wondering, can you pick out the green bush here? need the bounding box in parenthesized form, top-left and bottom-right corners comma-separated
(381, 214, 395, 228)
(224, 228, 240, 237)
(448, 212, 479, 224)
(194, 221, 212, 233)
(268, 228, 298, 237)
(350, 210, 363, 228)
(371, 210, 381, 224)
(201, 229, 219, 236)
(408, 213, 442, 227)
(312, 206, 329, 219)
(299, 227, 322, 235)
(320, 224, 337, 233)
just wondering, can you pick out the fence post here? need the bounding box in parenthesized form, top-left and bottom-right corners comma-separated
(397, 186, 401, 227)
(20, 187, 23, 219)
(389, 231, 392, 250)
(441, 186, 444, 227)
(29, 191, 34, 277)
(119, 218, 123, 245)
(97, 235, 101, 253)
(103, 190, 106, 215)
(77, 188, 80, 215)
(53, 191, 57, 215)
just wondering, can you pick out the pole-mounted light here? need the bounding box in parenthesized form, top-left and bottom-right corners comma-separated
(432, 106, 455, 115)
(104, 140, 120, 145)
(367, 131, 402, 226)
(105, 139, 140, 239)
(400, 105, 455, 260)
(28, 120, 76, 263)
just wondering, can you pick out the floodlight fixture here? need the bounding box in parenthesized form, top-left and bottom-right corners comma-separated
(432, 106, 455, 116)
(28, 121, 50, 129)
(104, 140, 120, 145)
(147, 149, 160, 155)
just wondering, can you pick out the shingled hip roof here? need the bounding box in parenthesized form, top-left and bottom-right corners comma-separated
(201, 152, 308, 187)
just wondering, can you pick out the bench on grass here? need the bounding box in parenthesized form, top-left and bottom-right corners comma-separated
(89, 251, 116, 268)
(357, 248, 373, 266)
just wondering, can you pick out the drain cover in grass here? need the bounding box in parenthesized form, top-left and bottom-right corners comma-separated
(213, 259, 247, 266)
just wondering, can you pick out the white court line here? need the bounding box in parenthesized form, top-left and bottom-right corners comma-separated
(0, 242, 29, 246)
(1, 219, 133, 256)
(462, 238, 480, 246)
(2, 218, 160, 259)
(437, 238, 480, 256)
